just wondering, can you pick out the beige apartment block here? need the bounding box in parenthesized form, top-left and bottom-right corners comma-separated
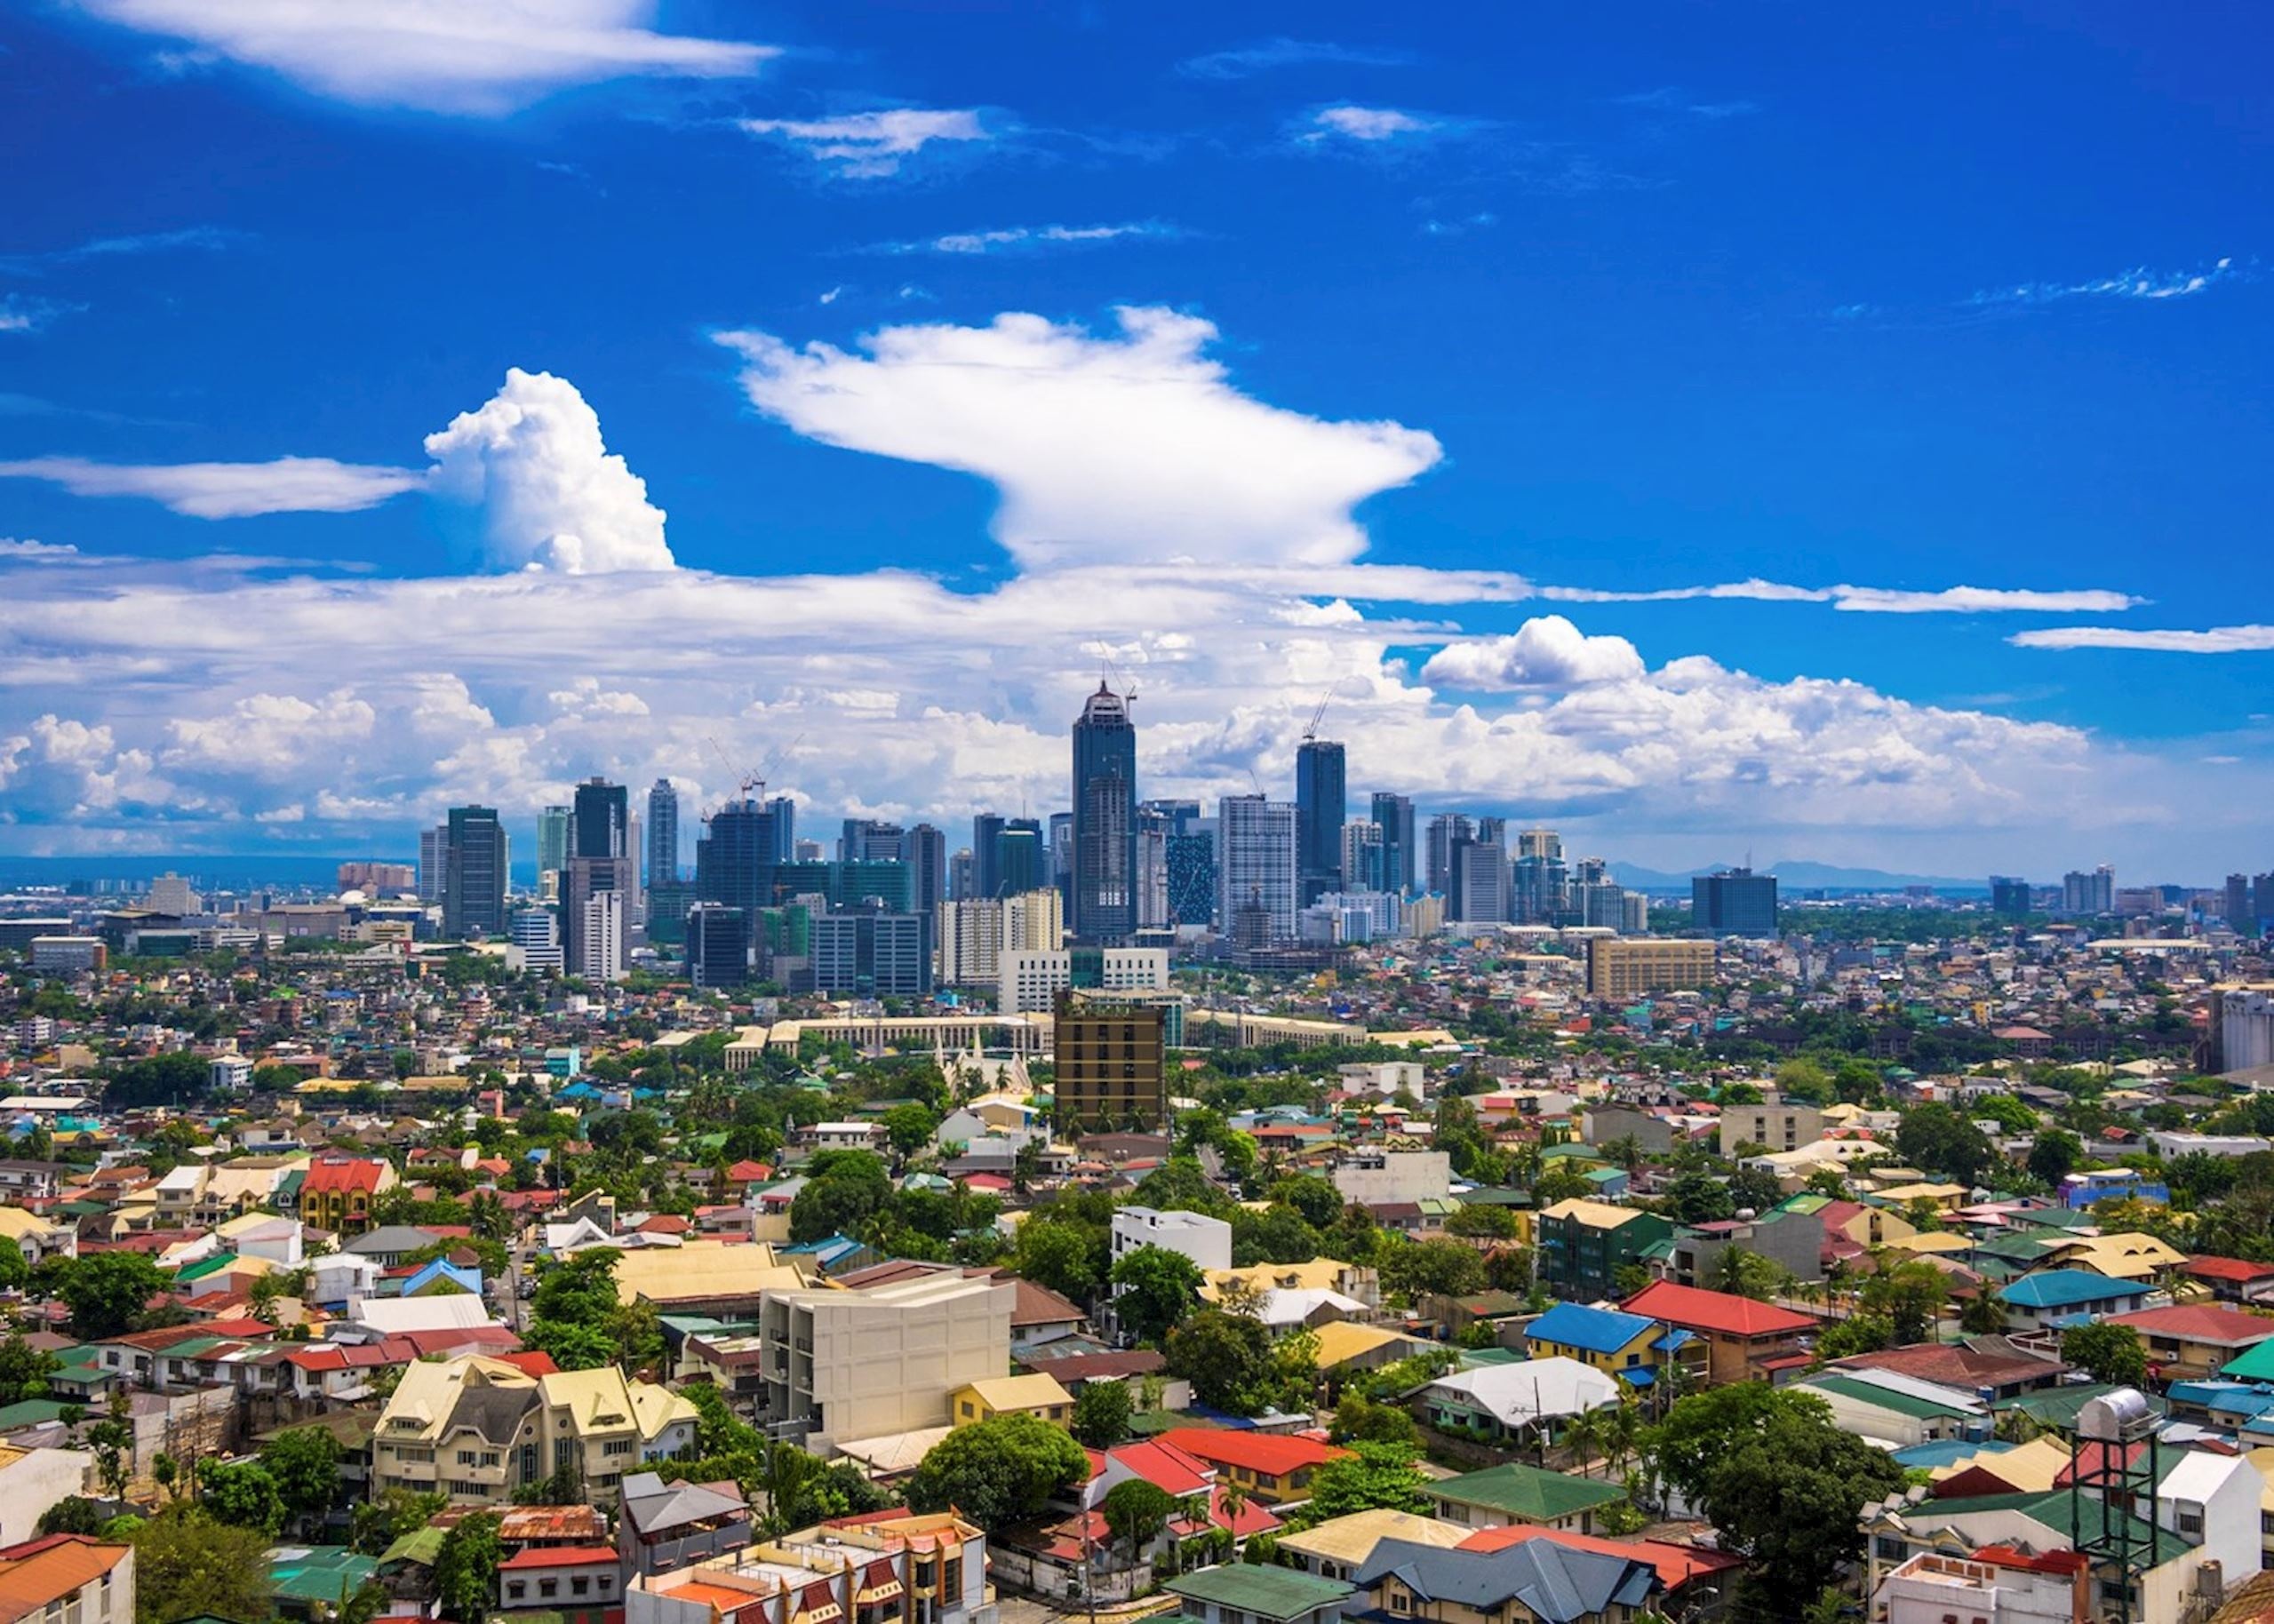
(759, 1273, 1012, 1451)
(1585, 937, 1715, 999)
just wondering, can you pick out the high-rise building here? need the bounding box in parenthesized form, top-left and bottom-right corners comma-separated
(948, 848, 977, 902)
(1141, 799, 1202, 835)
(1342, 821, 1386, 894)
(695, 798, 780, 916)
(802, 911, 930, 996)
(1071, 683, 1138, 943)
(1991, 876, 2032, 919)
(1370, 792, 1416, 896)
(563, 856, 633, 978)
(2254, 872, 2274, 928)
(1217, 794, 1297, 943)
(537, 805, 570, 881)
(2225, 874, 2253, 928)
(1295, 738, 1347, 908)
(1051, 991, 1168, 1132)
(1425, 813, 1474, 897)
(645, 780, 680, 889)
(571, 777, 629, 864)
(419, 824, 447, 905)
(338, 860, 416, 895)
(1475, 816, 1508, 850)
(443, 806, 509, 939)
(686, 904, 751, 990)
(971, 813, 1006, 901)
(1588, 938, 1715, 999)
(997, 819, 1044, 896)
(1001, 943, 1169, 1016)
(837, 819, 904, 864)
(1512, 828, 1568, 924)
(1449, 837, 1508, 925)
(1136, 805, 1172, 929)
(507, 908, 562, 975)
(1691, 868, 1778, 936)
(902, 824, 946, 922)
(1166, 832, 1217, 927)
(2061, 865, 2115, 916)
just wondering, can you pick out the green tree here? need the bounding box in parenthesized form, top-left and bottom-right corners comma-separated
(1705, 1247, 1786, 1302)
(1166, 1310, 1280, 1416)
(131, 1508, 276, 1624)
(1108, 1246, 1206, 1347)
(1694, 1398, 1905, 1615)
(2027, 1128, 2084, 1187)
(1329, 1394, 1418, 1446)
(59, 1252, 167, 1340)
(1662, 1172, 1735, 1226)
(1071, 1380, 1133, 1449)
(259, 1426, 342, 1531)
(1297, 1441, 1432, 1523)
(1811, 1313, 1893, 1363)
(36, 1498, 108, 1537)
(881, 1103, 939, 1160)
(1270, 1175, 1344, 1230)
(1101, 1478, 1176, 1568)
(1894, 1103, 1995, 1189)
(352, 1489, 447, 1556)
(1013, 1217, 1106, 1302)
(903, 1413, 1088, 1532)
(434, 1512, 504, 1624)
(199, 1461, 287, 1535)
(0, 1333, 60, 1404)
(1858, 1260, 1948, 1346)
(1377, 1238, 1487, 1302)
(2061, 1322, 2149, 1386)
(789, 1150, 893, 1242)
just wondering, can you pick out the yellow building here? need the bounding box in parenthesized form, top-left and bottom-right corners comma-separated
(948, 1373, 1073, 1428)
(1585, 937, 1714, 999)
(1520, 1302, 1665, 1382)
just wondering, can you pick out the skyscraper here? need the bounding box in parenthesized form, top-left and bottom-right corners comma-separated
(1217, 794, 1297, 943)
(686, 904, 751, 990)
(442, 806, 508, 938)
(563, 856, 633, 978)
(1071, 683, 1138, 943)
(537, 805, 570, 882)
(571, 777, 628, 864)
(1449, 837, 1508, 925)
(1296, 738, 1347, 908)
(765, 796, 797, 862)
(1425, 813, 1474, 897)
(1166, 832, 1217, 927)
(1513, 830, 1568, 924)
(1342, 821, 1385, 893)
(1991, 876, 2031, 919)
(903, 823, 947, 925)
(839, 819, 904, 864)
(1692, 867, 1778, 936)
(645, 779, 679, 889)
(695, 798, 781, 916)
(2061, 865, 2115, 916)
(972, 813, 1006, 901)
(419, 824, 447, 906)
(1136, 805, 1172, 929)
(1370, 792, 1416, 896)
(997, 818, 1044, 897)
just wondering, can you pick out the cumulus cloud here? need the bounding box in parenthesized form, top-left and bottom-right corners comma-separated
(0, 455, 424, 517)
(715, 306, 1442, 569)
(739, 109, 988, 177)
(2011, 624, 2274, 654)
(424, 368, 673, 574)
(1304, 105, 1434, 142)
(1420, 617, 1647, 689)
(68, 0, 773, 115)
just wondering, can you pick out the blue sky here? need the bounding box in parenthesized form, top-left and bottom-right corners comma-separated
(0, 1, 2269, 878)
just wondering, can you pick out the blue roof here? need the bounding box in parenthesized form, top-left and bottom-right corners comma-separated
(1999, 1269, 2151, 1309)
(1893, 1439, 2012, 1469)
(1523, 1301, 1656, 1356)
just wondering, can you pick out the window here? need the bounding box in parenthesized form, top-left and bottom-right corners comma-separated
(604, 1439, 634, 1457)
(458, 1450, 478, 1466)
(508, 1584, 527, 1602)
(572, 1578, 591, 1596)
(1389, 1595, 1410, 1616)
(540, 1580, 559, 1599)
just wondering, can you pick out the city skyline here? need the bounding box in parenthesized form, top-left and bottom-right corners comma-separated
(1, 7, 2270, 874)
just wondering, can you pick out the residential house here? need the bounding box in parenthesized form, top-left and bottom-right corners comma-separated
(0, 1536, 133, 1624)
(1162, 1565, 1352, 1624)
(1277, 1510, 1469, 1583)
(498, 1546, 622, 1622)
(1534, 1201, 1672, 1302)
(617, 1471, 753, 1577)
(758, 1272, 1012, 1451)
(298, 1155, 398, 1237)
(2185, 1255, 2274, 1306)
(1519, 1303, 1672, 1392)
(2105, 1304, 2274, 1382)
(1620, 1280, 1815, 1386)
(947, 1374, 1073, 1429)
(1791, 1370, 1993, 1449)
(1352, 1537, 1660, 1624)
(1419, 1357, 1622, 1445)
(626, 1511, 993, 1624)
(1995, 1270, 2158, 1333)
(1151, 1429, 1349, 1508)
(1426, 1463, 1629, 1537)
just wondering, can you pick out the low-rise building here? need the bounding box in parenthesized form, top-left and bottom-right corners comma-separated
(0, 1536, 133, 1624)
(758, 1273, 1012, 1452)
(1620, 1279, 1815, 1385)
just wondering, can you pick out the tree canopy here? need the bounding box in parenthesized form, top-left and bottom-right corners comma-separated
(903, 1413, 1089, 1532)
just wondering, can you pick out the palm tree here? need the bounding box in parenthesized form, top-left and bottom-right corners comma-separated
(1560, 1407, 1603, 1478)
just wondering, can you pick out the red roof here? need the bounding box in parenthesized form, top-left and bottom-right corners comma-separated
(1154, 1429, 1350, 1479)
(2106, 1303, 2274, 1347)
(1457, 1525, 1743, 1589)
(303, 1157, 387, 1195)
(1622, 1279, 1814, 1338)
(498, 1546, 621, 1571)
(2186, 1255, 2274, 1282)
(1099, 1438, 1214, 1496)
(493, 1351, 561, 1377)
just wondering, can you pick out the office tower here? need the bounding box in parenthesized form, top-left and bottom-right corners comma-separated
(1691, 867, 1779, 936)
(902, 824, 946, 921)
(1991, 876, 2032, 919)
(1217, 794, 1297, 943)
(147, 872, 200, 915)
(1141, 798, 1202, 835)
(537, 805, 570, 883)
(1295, 738, 1347, 908)
(646, 880, 693, 949)
(1476, 816, 1508, 850)
(685, 904, 751, 990)
(794, 840, 823, 862)
(1576, 873, 1627, 930)
(1051, 991, 1168, 1132)
(440, 807, 509, 939)
(571, 777, 628, 864)
(972, 814, 1006, 901)
(948, 848, 976, 903)
(695, 798, 780, 916)
(1048, 811, 1073, 906)
(507, 908, 563, 975)
(1166, 832, 1217, 927)
(1136, 806, 1172, 929)
(1518, 828, 1562, 862)
(1071, 683, 1138, 943)
(802, 912, 930, 996)
(1342, 822, 1386, 894)
(2255, 872, 2274, 928)
(997, 819, 1044, 896)
(1588, 938, 1715, 999)
(1449, 837, 1508, 924)
(645, 780, 680, 889)
(2225, 875, 2252, 927)
(1512, 829, 1568, 924)
(837, 818, 904, 864)
(1424, 813, 1474, 897)
(419, 824, 447, 905)
(1370, 792, 1416, 896)
(2061, 865, 2114, 916)
(1620, 891, 1649, 935)
(563, 856, 633, 977)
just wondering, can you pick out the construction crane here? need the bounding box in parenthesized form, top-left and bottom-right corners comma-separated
(1301, 683, 1336, 744)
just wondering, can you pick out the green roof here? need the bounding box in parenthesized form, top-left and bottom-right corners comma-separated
(1430, 1461, 1627, 1522)
(2221, 1341, 2274, 1381)
(0, 1399, 76, 1428)
(1803, 1374, 1975, 1421)
(1908, 1489, 2188, 1566)
(265, 1546, 379, 1606)
(1994, 1383, 2164, 1429)
(378, 1527, 447, 1568)
(1456, 1347, 1524, 1369)
(1164, 1565, 1353, 1620)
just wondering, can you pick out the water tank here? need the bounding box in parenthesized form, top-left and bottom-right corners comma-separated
(2077, 1387, 2153, 1442)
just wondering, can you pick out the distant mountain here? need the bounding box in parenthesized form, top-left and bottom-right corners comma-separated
(1608, 859, 1990, 894)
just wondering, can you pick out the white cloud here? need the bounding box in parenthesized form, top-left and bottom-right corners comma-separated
(2011, 624, 2274, 654)
(0, 296, 68, 335)
(1305, 105, 1433, 142)
(0, 539, 84, 564)
(1969, 257, 2244, 307)
(876, 221, 1181, 256)
(163, 689, 378, 777)
(739, 109, 988, 177)
(68, 0, 772, 115)
(714, 306, 1442, 569)
(424, 368, 673, 574)
(1420, 617, 1646, 690)
(1540, 579, 2142, 614)
(0, 455, 423, 517)
(1177, 39, 1414, 80)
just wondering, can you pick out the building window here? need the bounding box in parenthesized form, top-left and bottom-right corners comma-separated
(539, 1580, 559, 1599)
(508, 1584, 527, 1602)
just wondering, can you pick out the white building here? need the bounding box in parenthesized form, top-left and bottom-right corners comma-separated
(999, 946, 1169, 1016)
(1873, 1553, 2079, 1624)
(1111, 1206, 1233, 1273)
(0, 1443, 95, 1543)
(938, 890, 1061, 987)
(2219, 989, 2274, 1076)
(28, 937, 104, 974)
(1217, 795, 1298, 943)
(2147, 1130, 2272, 1160)
(578, 889, 626, 983)
(508, 908, 563, 975)
(208, 1055, 252, 1091)
(758, 1273, 1013, 1451)
(1333, 1150, 1451, 1206)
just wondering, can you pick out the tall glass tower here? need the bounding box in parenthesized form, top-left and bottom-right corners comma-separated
(1295, 738, 1346, 906)
(1070, 682, 1137, 943)
(645, 779, 679, 888)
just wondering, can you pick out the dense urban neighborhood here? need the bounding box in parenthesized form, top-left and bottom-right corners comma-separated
(0, 861, 2271, 1624)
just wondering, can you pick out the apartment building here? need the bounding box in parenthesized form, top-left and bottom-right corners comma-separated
(0, 1537, 133, 1624)
(1050, 992, 1168, 1131)
(1584, 938, 1713, 1000)
(627, 1512, 994, 1624)
(1534, 1200, 1673, 1302)
(1715, 1099, 1824, 1158)
(757, 1273, 1012, 1451)
(371, 1355, 698, 1505)
(1111, 1206, 1233, 1274)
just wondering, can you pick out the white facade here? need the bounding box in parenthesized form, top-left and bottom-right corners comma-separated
(1111, 1206, 1233, 1273)
(940, 891, 1063, 988)
(1333, 1150, 1451, 1206)
(759, 1273, 1013, 1450)
(509, 909, 563, 975)
(999, 946, 1169, 1016)
(579, 889, 626, 983)
(0, 1445, 96, 1546)
(1217, 795, 1298, 942)
(1875, 1555, 2077, 1624)
(2222, 989, 2274, 1075)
